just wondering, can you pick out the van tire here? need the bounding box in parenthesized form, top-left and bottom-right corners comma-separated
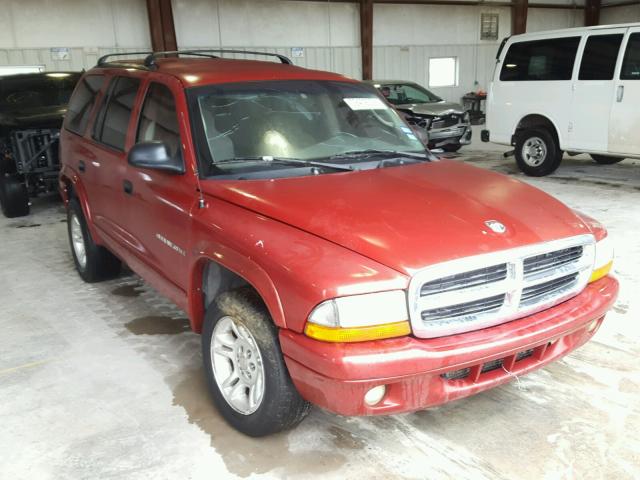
(68, 198, 121, 282)
(515, 128, 562, 177)
(202, 288, 310, 437)
(0, 174, 30, 218)
(591, 154, 624, 165)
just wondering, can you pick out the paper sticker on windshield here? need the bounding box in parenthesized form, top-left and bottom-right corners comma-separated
(343, 97, 388, 111)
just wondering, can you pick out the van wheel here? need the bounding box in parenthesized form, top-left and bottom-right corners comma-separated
(515, 129, 561, 176)
(202, 288, 310, 437)
(68, 198, 121, 282)
(0, 174, 30, 218)
(591, 154, 624, 165)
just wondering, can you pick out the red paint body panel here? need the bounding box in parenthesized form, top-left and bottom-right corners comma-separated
(281, 276, 618, 415)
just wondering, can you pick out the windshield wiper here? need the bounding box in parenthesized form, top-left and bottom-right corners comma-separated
(215, 156, 354, 172)
(329, 149, 432, 161)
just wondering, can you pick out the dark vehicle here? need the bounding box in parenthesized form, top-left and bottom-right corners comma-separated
(0, 71, 81, 217)
(366, 80, 472, 152)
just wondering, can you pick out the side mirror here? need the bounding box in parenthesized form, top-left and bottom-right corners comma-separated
(128, 141, 184, 174)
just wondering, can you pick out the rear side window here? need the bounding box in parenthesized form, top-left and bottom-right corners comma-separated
(95, 76, 140, 151)
(621, 33, 640, 80)
(65, 75, 104, 134)
(500, 37, 580, 81)
(579, 34, 623, 80)
(136, 83, 181, 160)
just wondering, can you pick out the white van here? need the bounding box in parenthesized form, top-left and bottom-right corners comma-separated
(483, 23, 640, 176)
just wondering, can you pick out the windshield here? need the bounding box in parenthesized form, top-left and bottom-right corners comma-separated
(190, 80, 426, 177)
(377, 83, 442, 105)
(0, 73, 81, 110)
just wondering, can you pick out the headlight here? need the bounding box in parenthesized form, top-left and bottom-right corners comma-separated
(463, 111, 470, 123)
(304, 290, 411, 343)
(589, 235, 614, 283)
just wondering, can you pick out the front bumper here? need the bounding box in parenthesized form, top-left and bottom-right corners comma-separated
(280, 276, 618, 416)
(428, 124, 472, 148)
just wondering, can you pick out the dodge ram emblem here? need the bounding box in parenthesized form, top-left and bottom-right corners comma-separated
(485, 220, 506, 234)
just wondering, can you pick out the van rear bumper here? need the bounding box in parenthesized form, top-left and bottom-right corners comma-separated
(280, 276, 618, 416)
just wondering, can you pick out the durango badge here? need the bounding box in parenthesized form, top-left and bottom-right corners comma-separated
(485, 220, 507, 234)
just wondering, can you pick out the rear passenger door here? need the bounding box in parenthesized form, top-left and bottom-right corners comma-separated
(609, 27, 640, 156)
(123, 80, 194, 291)
(568, 29, 625, 152)
(87, 75, 141, 244)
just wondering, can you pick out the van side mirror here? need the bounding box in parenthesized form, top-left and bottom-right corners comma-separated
(128, 141, 184, 174)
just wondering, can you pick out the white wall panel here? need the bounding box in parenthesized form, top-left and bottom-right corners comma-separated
(600, 4, 640, 24)
(526, 8, 584, 32)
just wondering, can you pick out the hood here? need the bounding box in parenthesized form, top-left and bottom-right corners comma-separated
(0, 105, 67, 130)
(202, 160, 591, 275)
(397, 101, 464, 117)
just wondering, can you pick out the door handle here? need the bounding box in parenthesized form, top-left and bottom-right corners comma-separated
(617, 85, 624, 102)
(78, 160, 85, 173)
(123, 179, 133, 195)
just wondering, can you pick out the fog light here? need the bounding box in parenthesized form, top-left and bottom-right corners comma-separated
(364, 385, 386, 406)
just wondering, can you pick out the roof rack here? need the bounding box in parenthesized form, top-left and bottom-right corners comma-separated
(143, 49, 293, 68)
(96, 51, 154, 69)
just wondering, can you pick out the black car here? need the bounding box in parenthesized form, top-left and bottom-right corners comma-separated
(0, 71, 81, 217)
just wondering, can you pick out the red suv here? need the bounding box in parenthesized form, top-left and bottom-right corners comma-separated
(59, 50, 618, 437)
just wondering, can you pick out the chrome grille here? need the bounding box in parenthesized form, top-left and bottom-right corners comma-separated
(408, 235, 595, 338)
(420, 264, 507, 296)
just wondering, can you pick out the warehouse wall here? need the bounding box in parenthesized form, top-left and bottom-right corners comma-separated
(527, 8, 584, 32)
(0, 0, 150, 71)
(601, 4, 640, 24)
(172, 0, 362, 79)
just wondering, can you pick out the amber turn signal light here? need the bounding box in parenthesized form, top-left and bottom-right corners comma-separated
(304, 320, 411, 343)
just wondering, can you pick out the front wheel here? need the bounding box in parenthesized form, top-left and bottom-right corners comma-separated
(202, 288, 310, 437)
(591, 154, 624, 165)
(514, 128, 562, 176)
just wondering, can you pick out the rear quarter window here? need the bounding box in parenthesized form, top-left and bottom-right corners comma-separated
(65, 75, 105, 134)
(500, 37, 580, 81)
(621, 33, 640, 80)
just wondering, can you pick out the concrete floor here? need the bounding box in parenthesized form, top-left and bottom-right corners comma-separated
(1, 138, 639, 479)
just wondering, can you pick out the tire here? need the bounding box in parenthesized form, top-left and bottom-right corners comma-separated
(67, 198, 121, 282)
(202, 288, 310, 437)
(515, 128, 562, 176)
(591, 154, 624, 165)
(442, 144, 462, 153)
(0, 174, 30, 218)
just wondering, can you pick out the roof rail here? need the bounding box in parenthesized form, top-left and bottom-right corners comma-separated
(143, 49, 293, 68)
(96, 51, 154, 68)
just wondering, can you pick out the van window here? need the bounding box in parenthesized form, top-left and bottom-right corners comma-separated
(621, 33, 640, 80)
(65, 75, 104, 134)
(500, 37, 580, 81)
(579, 34, 623, 80)
(136, 83, 181, 161)
(95, 76, 140, 151)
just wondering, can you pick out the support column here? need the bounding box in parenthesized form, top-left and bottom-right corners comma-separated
(584, 0, 601, 26)
(360, 0, 373, 80)
(146, 0, 178, 52)
(511, 0, 528, 35)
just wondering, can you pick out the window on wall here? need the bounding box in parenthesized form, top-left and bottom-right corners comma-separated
(429, 57, 458, 88)
(480, 13, 499, 41)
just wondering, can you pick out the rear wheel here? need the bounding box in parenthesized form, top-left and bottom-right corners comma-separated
(0, 174, 30, 218)
(202, 288, 310, 437)
(67, 198, 121, 282)
(591, 154, 624, 165)
(515, 128, 562, 177)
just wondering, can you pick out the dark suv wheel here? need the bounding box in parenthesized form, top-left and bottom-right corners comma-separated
(514, 128, 562, 177)
(591, 154, 624, 165)
(202, 288, 310, 437)
(0, 174, 30, 218)
(68, 198, 121, 282)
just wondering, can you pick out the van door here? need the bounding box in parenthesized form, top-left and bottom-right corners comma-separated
(609, 27, 640, 157)
(568, 29, 625, 152)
